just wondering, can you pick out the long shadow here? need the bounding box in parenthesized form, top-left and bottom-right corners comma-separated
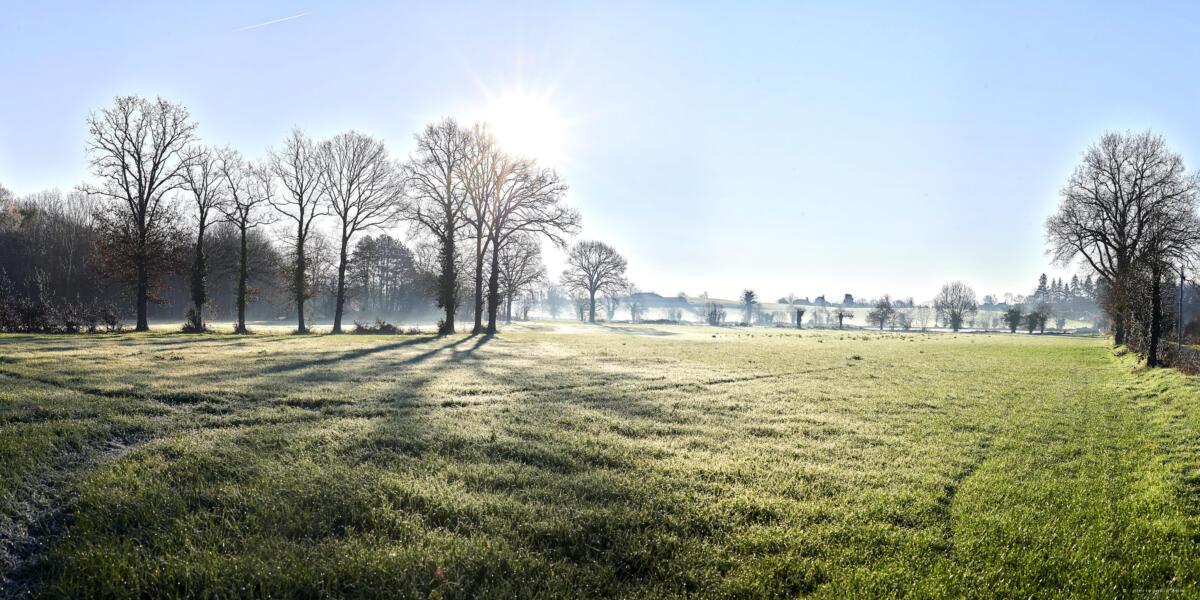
(597, 325, 678, 337)
(393, 335, 481, 367)
(260, 336, 442, 375)
(449, 334, 493, 363)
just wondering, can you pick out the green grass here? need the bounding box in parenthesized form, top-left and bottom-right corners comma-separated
(1, 323, 1198, 598)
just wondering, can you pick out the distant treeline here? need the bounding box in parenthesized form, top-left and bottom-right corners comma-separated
(0, 187, 437, 330)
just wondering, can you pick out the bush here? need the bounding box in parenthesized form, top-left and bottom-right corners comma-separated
(352, 318, 402, 335)
(0, 269, 125, 334)
(55, 300, 86, 333)
(101, 304, 124, 333)
(181, 306, 206, 333)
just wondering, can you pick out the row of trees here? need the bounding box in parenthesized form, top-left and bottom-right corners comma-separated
(5, 95, 641, 335)
(35, 95, 604, 334)
(1047, 130, 1200, 367)
(722, 282, 979, 331)
(0, 184, 442, 331)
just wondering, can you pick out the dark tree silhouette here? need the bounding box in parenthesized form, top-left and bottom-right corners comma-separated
(268, 129, 324, 333)
(316, 131, 405, 334)
(181, 146, 222, 332)
(460, 124, 497, 333)
(831, 308, 853, 329)
(216, 148, 274, 334)
(479, 143, 578, 333)
(1003, 306, 1023, 333)
(496, 234, 546, 324)
(403, 119, 471, 334)
(1047, 130, 1195, 345)
(83, 95, 197, 331)
(867, 295, 896, 330)
(1137, 202, 1200, 365)
(934, 281, 977, 332)
(561, 240, 627, 323)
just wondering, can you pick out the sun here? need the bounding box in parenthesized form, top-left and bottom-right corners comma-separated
(481, 89, 569, 166)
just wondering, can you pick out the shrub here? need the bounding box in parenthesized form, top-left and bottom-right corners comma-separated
(181, 306, 207, 333)
(352, 318, 402, 334)
(100, 304, 124, 333)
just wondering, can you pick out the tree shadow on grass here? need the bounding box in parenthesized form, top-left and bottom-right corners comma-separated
(596, 325, 678, 337)
(258, 336, 444, 375)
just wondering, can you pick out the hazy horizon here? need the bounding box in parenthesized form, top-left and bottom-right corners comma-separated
(5, 1, 1199, 301)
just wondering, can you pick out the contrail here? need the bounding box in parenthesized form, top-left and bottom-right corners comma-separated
(234, 12, 309, 32)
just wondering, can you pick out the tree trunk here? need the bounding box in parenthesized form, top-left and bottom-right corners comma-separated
(295, 234, 307, 333)
(485, 243, 501, 334)
(236, 226, 248, 334)
(135, 260, 149, 331)
(1149, 265, 1163, 367)
(439, 229, 457, 335)
(505, 295, 512, 324)
(795, 309, 802, 329)
(332, 232, 349, 334)
(588, 290, 596, 323)
(473, 233, 484, 334)
(189, 221, 207, 330)
(1111, 267, 1129, 345)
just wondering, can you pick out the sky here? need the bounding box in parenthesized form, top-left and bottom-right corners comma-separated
(4, 1, 1200, 302)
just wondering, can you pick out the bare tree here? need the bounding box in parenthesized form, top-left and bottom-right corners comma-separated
(217, 148, 274, 334)
(794, 306, 806, 329)
(403, 119, 471, 334)
(1138, 201, 1200, 365)
(83, 95, 197, 331)
(601, 294, 621, 321)
(482, 151, 579, 333)
(1047, 131, 1195, 345)
(934, 281, 977, 331)
(867, 295, 896, 330)
(561, 240, 627, 323)
(831, 307, 853, 329)
(914, 306, 932, 331)
(496, 234, 546, 324)
(571, 292, 588, 321)
(316, 131, 405, 333)
(624, 282, 644, 322)
(181, 146, 223, 331)
(460, 124, 498, 333)
(268, 129, 324, 333)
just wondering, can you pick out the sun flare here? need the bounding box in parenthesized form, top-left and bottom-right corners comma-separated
(482, 89, 569, 166)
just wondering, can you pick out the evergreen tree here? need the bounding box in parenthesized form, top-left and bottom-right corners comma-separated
(1034, 273, 1049, 302)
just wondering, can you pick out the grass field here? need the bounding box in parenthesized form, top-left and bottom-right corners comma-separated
(1, 323, 1198, 598)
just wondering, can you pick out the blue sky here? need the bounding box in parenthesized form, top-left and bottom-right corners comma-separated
(3, 1, 1200, 302)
